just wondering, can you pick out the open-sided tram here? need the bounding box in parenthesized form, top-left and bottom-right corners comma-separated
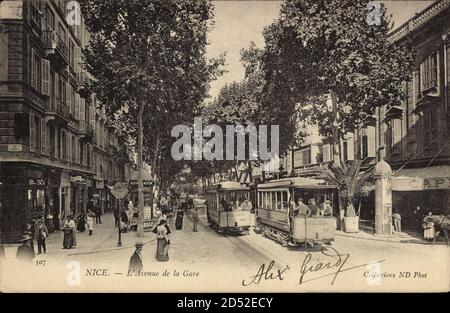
(256, 177, 337, 246)
(206, 181, 254, 235)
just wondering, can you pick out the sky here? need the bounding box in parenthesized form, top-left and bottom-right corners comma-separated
(206, 0, 436, 100)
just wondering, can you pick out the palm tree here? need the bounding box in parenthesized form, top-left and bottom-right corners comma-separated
(322, 159, 375, 218)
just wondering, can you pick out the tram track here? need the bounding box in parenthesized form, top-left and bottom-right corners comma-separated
(192, 212, 294, 271)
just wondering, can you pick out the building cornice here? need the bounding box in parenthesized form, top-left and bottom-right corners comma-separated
(388, 0, 450, 44)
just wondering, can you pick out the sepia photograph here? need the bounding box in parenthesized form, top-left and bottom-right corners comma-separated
(0, 0, 449, 295)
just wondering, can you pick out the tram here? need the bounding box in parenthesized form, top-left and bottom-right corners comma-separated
(206, 181, 254, 234)
(256, 177, 337, 246)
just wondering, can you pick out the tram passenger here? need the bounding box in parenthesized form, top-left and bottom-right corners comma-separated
(323, 200, 333, 216)
(296, 198, 311, 217)
(308, 199, 319, 216)
(241, 198, 252, 211)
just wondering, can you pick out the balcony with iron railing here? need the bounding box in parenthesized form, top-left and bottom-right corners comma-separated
(44, 98, 70, 124)
(41, 30, 69, 67)
(78, 120, 95, 141)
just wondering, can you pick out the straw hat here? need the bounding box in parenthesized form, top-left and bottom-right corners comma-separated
(20, 235, 32, 242)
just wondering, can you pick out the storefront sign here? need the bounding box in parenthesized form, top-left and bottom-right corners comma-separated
(28, 178, 45, 186)
(393, 177, 450, 191)
(7, 144, 22, 152)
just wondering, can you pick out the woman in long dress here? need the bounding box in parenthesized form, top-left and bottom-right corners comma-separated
(155, 220, 170, 262)
(77, 211, 86, 232)
(87, 211, 95, 236)
(63, 216, 76, 249)
(175, 209, 184, 230)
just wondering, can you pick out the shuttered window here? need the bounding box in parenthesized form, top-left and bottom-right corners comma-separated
(74, 46, 82, 74)
(29, 113, 36, 152)
(31, 49, 41, 91)
(41, 119, 47, 155)
(66, 83, 72, 113)
(89, 105, 95, 128)
(80, 97, 85, 121)
(41, 59, 50, 96)
(75, 93, 80, 120)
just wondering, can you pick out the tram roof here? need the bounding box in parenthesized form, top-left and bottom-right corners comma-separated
(257, 177, 337, 189)
(208, 181, 249, 191)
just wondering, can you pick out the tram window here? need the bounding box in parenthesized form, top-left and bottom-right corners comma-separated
(272, 192, 277, 210)
(282, 191, 288, 210)
(276, 191, 282, 210)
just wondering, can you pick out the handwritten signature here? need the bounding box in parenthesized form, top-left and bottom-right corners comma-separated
(242, 260, 290, 287)
(299, 246, 385, 285)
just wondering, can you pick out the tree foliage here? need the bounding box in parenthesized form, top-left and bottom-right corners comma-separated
(262, 0, 414, 138)
(80, 0, 224, 197)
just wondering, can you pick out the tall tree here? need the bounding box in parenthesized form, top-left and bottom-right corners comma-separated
(261, 0, 414, 215)
(81, 0, 223, 236)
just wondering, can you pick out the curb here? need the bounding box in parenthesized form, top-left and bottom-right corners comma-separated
(335, 232, 438, 246)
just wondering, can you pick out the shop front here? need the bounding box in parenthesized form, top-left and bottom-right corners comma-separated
(60, 172, 71, 222)
(392, 165, 450, 231)
(0, 163, 57, 243)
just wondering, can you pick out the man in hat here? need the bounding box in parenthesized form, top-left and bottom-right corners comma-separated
(128, 242, 143, 273)
(16, 235, 35, 263)
(36, 219, 49, 255)
(323, 200, 333, 217)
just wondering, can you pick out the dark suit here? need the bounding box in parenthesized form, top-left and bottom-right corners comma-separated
(129, 251, 143, 272)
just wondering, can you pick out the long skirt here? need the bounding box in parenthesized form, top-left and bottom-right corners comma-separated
(77, 220, 86, 232)
(156, 238, 169, 262)
(424, 226, 435, 240)
(175, 216, 183, 230)
(63, 230, 74, 248)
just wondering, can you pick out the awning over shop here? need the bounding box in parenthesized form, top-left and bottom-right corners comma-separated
(392, 165, 450, 191)
(130, 168, 153, 182)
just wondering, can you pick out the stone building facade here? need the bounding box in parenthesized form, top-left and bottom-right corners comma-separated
(0, 1, 134, 243)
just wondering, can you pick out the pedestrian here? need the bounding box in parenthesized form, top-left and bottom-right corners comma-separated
(193, 207, 199, 232)
(393, 210, 402, 232)
(16, 235, 35, 263)
(154, 220, 170, 262)
(62, 215, 76, 249)
(87, 210, 95, 236)
(95, 202, 102, 224)
(0, 244, 5, 259)
(113, 207, 120, 227)
(77, 211, 86, 232)
(24, 222, 36, 254)
(423, 212, 436, 241)
(308, 199, 319, 216)
(175, 208, 184, 230)
(121, 210, 129, 226)
(128, 242, 144, 273)
(36, 219, 48, 255)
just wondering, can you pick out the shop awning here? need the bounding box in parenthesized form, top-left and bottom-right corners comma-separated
(392, 165, 450, 191)
(130, 168, 153, 182)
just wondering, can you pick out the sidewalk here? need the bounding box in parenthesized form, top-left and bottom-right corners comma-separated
(42, 213, 157, 257)
(335, 229, 444, 245)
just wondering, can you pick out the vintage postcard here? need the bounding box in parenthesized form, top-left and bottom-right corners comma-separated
(0, 0, 449, 295)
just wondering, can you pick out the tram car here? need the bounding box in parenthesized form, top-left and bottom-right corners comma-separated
(256, 177, 337, 246)
(206, 181, 254, 234)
